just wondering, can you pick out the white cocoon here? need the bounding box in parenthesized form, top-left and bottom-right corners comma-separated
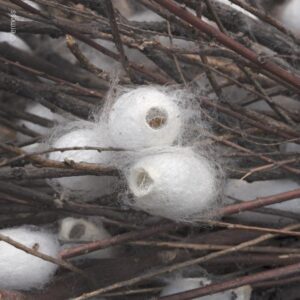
(160, 277, 252, 300)
(226, 179, 300, 212)
(0, 32, 31, 52)
(280, 0, 300, 37)
(108, 87, 182, 149)
(126, 148, 218, 221)
(49, 128, 117, 200)
(0, 226, 59, 291)
(22, 103, 58, 136)
(225, 179, 300, 225)
(160, 278, 210, 298)
(58, 217, 115, 260)
(280, 142, 300, 154)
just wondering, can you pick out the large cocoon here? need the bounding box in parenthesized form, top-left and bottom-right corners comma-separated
(0, 226, 59, 291)
(160, 277, 252, 299)
(108, 87, 181, 149)
(59, 217, 115, 260)
(126, 148, 218, 221)
(49, 128, 117, 200)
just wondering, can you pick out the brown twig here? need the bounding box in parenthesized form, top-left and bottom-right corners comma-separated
(60, 222, 176, 259)
(152, 0, 300, 90)
(72, 223, 300, 299)
(215, 188, 300, 217)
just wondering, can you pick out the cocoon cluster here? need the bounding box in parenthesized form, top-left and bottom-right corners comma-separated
(108, 87, 182, 149)
(160, 277, 252, 300)
(45, 84, 220, 220)
(58, 217, 116, 260)
(49, 126, 118, 200)
(0, 226, 59, 291)
(126, 148, 218, 221)
(101, 85, 221, 221)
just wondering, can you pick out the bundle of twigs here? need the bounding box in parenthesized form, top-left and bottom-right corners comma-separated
(0, 0, 300, 299)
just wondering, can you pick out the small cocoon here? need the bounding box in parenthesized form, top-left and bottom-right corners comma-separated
(59, 217, 115, 260)
(23, 103, 57, 136)
(108, 87, 182, 149)
(160, 277, 252, 299)
(0, 226, 59, 291)
(49, 127, 117, 200)
(126, 148, 218, 221)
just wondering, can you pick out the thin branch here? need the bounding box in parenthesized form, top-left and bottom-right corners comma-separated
(152, 0, 300, 90)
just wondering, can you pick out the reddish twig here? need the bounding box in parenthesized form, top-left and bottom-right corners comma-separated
(60, 222, 175, 259)
(215, 188, 300, 217)
(152, 0, 300, 90)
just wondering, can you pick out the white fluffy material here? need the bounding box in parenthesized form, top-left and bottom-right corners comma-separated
(108, 87, 182, 149)
(280, 142, 300, 154)
(0, 226, 59, 291)
(126, 148, 218, 221)
(59, 217, 115, 260)
(280, 0, 300, 37)
(0, 32, 31, 52)
(49, 127, 117, 200)
(160, 277, 252, 299)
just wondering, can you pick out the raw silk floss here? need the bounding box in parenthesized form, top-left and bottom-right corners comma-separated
(48, 85, 223, 221)
(0, 226, 59, 290)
